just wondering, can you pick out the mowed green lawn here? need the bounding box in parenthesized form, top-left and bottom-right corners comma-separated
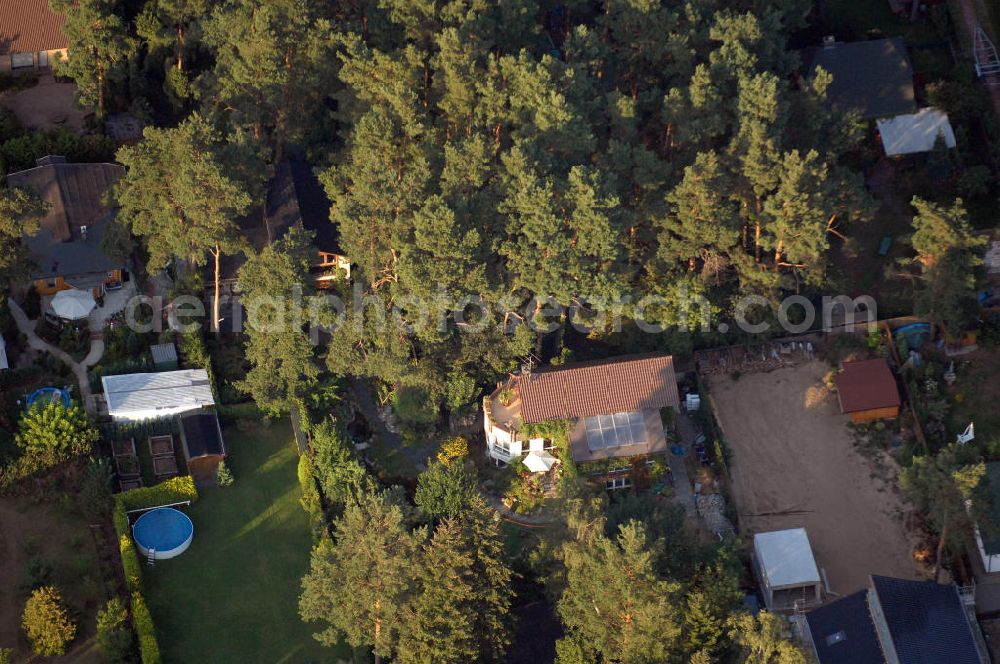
(143, 416, 351, 664)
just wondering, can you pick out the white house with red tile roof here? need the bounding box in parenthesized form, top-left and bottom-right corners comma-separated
(483, 354, 680, 469)
(0, 0, 68, 72)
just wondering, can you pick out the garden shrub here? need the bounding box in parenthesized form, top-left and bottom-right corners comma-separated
(297, 452, 321, 518)
(216, 460, 234, 487)
(0, 646, 11, 664)
(415, 460, 477, 519)
(392, 385, 437, 425)
(21, 555, 53, 593)
(0, 129, 115, 172)
(21, 285, 40, 319)
(0, 107, 23, 142)
(96, 597, 133, 663)
(21, 586, 76, 656)
(80, 457, 114, 518)
(436, 436, 469, 466)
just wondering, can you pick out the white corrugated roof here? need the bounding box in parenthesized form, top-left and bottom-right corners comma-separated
(877, 107, 956, 156)
(101, 369, 214, 416)
(754, 528, 821, 589)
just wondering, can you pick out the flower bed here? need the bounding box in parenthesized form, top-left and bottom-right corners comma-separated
(112, 437, 136, 457)
(148, 435, 174, 458)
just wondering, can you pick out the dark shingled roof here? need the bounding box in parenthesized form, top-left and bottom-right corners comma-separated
(810, 38, 916, 119)
(515, 354, 679, 424)
(834, 359, 900, 413)
(0, 0, 68, 55)
(7, 158, 124, 280)
(871, 575, 983, 664)
(179, 412, 226, 460)
(218, 158, 342, 282)
(267, 158, 342, 255)
(806, 590, 884, 664)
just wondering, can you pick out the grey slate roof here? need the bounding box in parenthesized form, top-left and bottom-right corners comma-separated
(809, 38, 916, 119)
(268, 158, 342, 255)
(102, 370, 214, 417)
(149, 342, 178, 366)
(217, 157, 342, 282)
(871, 575, 983, 664)
(7, 158, 124, 280)
(806, 590, 884, 664)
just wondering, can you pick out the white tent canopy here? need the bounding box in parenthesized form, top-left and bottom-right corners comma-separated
(523, 450, 559, 473)
(50, 288, 96, 320)
(877, 107, 956, 156)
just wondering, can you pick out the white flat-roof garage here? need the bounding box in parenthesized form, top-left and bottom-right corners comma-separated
(101, 369, 214, 421)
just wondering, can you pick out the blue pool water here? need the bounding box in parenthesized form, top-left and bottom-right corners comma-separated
(26, 387, 72, 408)
(132, 508, 194, 557)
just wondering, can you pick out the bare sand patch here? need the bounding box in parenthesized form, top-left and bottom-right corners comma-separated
(708, 361, 925, 596)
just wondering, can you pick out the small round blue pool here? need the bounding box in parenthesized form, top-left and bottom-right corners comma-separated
(132, 508, 194, 560)
(26, 387, 71, 408)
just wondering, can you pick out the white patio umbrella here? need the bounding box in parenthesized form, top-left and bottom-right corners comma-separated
(523, 450, 559, 473)
(51, 289, 97, 320)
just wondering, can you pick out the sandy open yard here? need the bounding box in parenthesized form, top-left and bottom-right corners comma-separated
(708, 360, 924, 596)
(1, 75, 89, 132)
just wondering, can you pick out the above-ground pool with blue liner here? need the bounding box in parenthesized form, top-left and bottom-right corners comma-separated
(26, 387, 72, 408)
(132, 508, 194, 560)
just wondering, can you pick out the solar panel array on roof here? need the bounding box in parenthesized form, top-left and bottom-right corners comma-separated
(806, 590, 884, 664)
(871, 576, 984, 664)
(584, 412, 647, 451)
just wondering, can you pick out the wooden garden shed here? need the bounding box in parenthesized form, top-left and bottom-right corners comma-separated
(178, 411, 227, 486)
(834, 359, 901, 423)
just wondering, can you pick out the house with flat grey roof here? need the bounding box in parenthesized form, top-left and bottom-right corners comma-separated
(809, 37, 916, 120)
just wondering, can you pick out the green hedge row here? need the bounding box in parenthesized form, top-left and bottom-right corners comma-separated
(112, 476, 199, 664)
(131, 592, 160, 664)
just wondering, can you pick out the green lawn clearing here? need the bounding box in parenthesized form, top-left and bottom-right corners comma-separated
(143, 415, 351, 664)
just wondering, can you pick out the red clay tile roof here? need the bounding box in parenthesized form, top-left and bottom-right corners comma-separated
(515, 354, 680, 424)
(834, 358, 901, 413)
(0, 0, 68, 56)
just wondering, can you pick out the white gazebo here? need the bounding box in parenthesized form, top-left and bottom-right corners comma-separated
(753, 528, 823, 612)
(523, 450, 559, 473)
(50, 288, 96, 320)
(876, 108, 956, 156)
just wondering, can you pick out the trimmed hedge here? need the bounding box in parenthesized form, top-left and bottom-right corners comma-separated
(119, 534, 143, 592)
(114, 476, 198, 516)
(112, 476, 198, 664)
(130, 592, 160, 664)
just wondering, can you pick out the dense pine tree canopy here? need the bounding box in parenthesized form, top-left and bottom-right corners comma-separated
(65, 0, 886, 414)
(36, 2, 978, 662)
